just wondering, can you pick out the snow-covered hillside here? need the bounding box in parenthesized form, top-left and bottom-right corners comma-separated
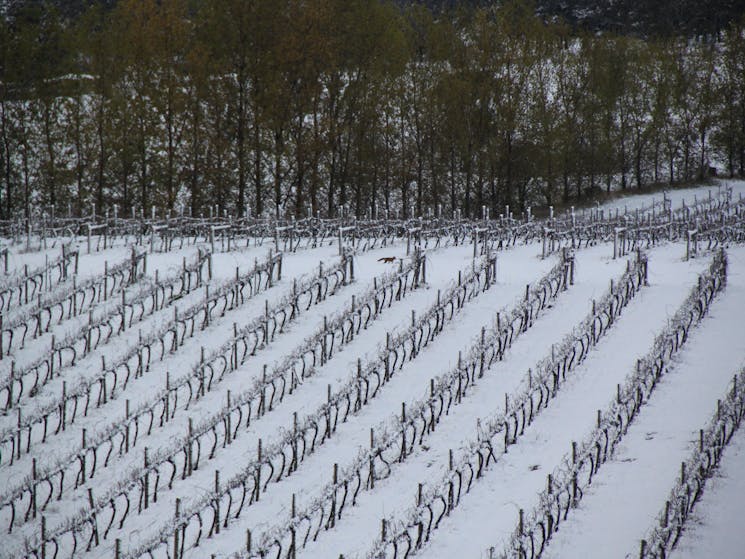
(1, 182, 744, 559)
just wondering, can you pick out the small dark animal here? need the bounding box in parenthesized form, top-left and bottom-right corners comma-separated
(378, 256, 396, 263)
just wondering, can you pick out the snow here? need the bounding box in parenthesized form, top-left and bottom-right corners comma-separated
(406, 245, 713, 559)
(671, 423, 745, 559)
(0, 182, 744, 559)
(595, 179, 745, 215)
(117, 242, 557, 559)
(297, 244, 631, 559)
(540, 248, 745, 559)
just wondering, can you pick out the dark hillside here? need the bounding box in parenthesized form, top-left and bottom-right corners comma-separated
(4, 0, 744, 36)
(395, 0, 744, 36)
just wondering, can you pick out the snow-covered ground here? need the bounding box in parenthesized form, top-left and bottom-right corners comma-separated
(97, 242, 553, 559)
(540, 248, 745, 559)
(672, 423, 745, 559)
(1, 182, 744, 559)
(405, 246, 715, 559)
(596, 179, 745, 215)
(298, 244, 631, 559)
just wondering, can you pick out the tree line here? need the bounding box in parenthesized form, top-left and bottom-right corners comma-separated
(1, 0, 745, 220)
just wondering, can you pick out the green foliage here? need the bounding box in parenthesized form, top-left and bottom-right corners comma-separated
(0, 0, 743, 220)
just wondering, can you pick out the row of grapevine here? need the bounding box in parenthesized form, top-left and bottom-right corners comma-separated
(122, 254, 496, 559)
(17, 254, 426, 557)
(249, 252, 574, 559)
(365, 251, 649, 559)
(496, 249, 726, 559)
(0, 246, 79, 315)
(0, 249, 212, 417)
(0, 249, 147, 359)
(639, 368, 745, 558)
(0, 252, 355, 555)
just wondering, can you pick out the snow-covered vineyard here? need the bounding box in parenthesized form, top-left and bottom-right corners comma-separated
(2, 182, 745, 559)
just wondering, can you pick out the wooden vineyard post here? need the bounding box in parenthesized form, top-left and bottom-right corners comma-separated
(143, 447, 150, 509)
(174, 498, 181, 559)
(187, 418, 193, 476)
(124, 399, 131, 453)
(31, 457, 37, 518)
(518, 508, 524, 536)
(40, 516, 46, 559)
(214, 470, 220, 535)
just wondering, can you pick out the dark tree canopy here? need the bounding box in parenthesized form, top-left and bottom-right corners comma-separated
(0, 0, 744, 220)
(5, 0, 744, 36)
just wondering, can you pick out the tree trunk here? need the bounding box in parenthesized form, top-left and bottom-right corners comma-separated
(699, 130, 707, 180)
(449, 147, 457, 216)
(166, 83, 175, 210)
(1, 101, 12, 218)
(236, 69, 247, 216)
(189, 95, 200, 216)
(43, 102, 58, 208)
(273, 128, 283, 217)
(252, 93, 262, 217)
(96, 98, 106, 214)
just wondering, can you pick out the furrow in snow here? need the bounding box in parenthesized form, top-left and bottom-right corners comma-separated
(161, 245, 557, 559)
(297, 244, 631, 559)
(539, 248, 745, 559)
(415, 246, 710, 559)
